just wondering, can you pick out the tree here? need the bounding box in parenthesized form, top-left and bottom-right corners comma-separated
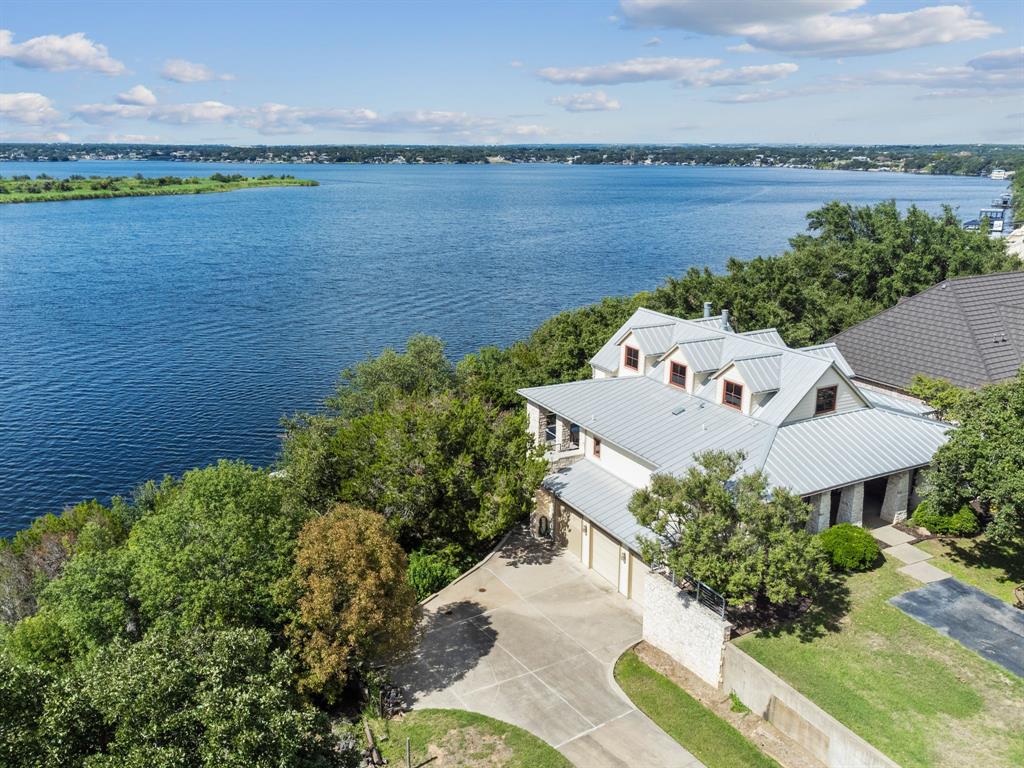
(36, 628, 347, 768)
(128, 460, 308, 633)
(907, 374, 968, 420)
(0, 649, 47, 767)
(327, 334, 455, 419)
(630, 451, 828, 606)
(283, 506, 417, 702)
(925, 369, 1024, 541)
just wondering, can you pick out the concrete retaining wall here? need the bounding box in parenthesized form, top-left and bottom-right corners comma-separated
(642, 571, 732, 687)
(723, 644, 899, 768)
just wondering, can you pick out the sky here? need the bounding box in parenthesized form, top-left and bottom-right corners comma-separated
(0, 0, 1022, 145)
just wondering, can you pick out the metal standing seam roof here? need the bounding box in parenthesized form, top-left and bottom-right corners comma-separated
(830, 272, 1024, 390)
(543, 459, 645, 549)
(728, 354, 783, 393)
(763, 408, 951, 496)
(590, 307, 732, 373)
(740, 328, 787, 347)
(676, 337, 725, 371)
(628, 323, 678, 356)
(799, 343, 856, 377)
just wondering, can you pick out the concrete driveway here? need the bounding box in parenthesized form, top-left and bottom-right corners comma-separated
(392, 529, 703, 768)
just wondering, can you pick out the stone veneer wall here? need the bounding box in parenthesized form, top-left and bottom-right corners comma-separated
(722, 645, 899, 768)
(642, 570, 732, 687)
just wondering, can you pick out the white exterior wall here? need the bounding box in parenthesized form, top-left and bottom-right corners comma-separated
(592, 366, 611, 379)
(660, 349, 694, 392)
(783, 367, 865, 424)
(582, 429, 653, 487)
(618, 331, 646, 376)
(714, 364, 752, 414)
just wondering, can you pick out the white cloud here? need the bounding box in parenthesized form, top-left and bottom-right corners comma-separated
(116, 84, 157, 106)
(549, 91, 622, 112)
(643, 36, 661, 47)
(84, 133, 161, 143)
(967, 47, 1024, 71)
(537, 56, 796, 87)
(160, 58, 235, 83)
(502, 124, 552, 137)
(710, 85, 837, 103)
(618, 1, 999, 58)
(0, 29, 125, 75)
(0, 129, 71, 142)
(509, 59, 524, 68)
(73, 100, 238, 125)
(727, 43, 757, 54)
(847, 47, 1024, 93)
(0, 92, 62, 124)
(243, 103, 381, 135)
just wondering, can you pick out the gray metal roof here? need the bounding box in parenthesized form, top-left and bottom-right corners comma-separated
(740, 328, 787, 347)
(729, 354, 783, 393)
(678, 337, 725, 371)
(859, 387, 935, 417)
(830, 272, 1024, 390)
(629, 323, 677, 355)
(590, 307, 732, 373)
(763, 409, 951, 495)
(519, 375, 778, 476)
(543, 459, 644, 549)
(799, 343, 856, 377)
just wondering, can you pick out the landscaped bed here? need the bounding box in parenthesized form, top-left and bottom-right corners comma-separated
(367, 708, 572, 768)
(614, 649, 781, 768)
(734, 556, 1024, 768)
(915, 535, 1023, 604)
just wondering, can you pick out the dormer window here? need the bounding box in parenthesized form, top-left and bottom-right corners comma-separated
(723, 380, 743, 409)
(815, 385, 838, 415)
(543, 413, 556, 443)
(670, 362, 687, 389)
(624, 345, 640, 370)
(593, 437, 602, 458)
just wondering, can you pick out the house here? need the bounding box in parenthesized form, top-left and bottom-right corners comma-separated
(831, 272, 1024, 393)
(518, 303, 950, 604)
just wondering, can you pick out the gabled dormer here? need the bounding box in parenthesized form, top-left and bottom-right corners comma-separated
(710, 354, 782, 415)
(780, 364, 870, 424)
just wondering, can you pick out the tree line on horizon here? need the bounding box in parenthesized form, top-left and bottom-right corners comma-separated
(1, 197, 1021, 766)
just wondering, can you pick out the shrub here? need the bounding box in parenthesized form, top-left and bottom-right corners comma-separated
(911, 501, 980, 536)
(406, 545, 468, 601)
(817, 523, 881, 571)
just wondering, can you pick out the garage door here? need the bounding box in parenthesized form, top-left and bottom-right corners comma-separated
(565, 510, 583, 560)
(591, 526, 620, 588)
(629, 555, 648, 607)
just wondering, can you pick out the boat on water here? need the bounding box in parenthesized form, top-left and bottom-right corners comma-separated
(990, 168, 1009, 180)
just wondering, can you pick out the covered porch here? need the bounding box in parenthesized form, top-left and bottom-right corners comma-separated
(804, 468, 925, 533)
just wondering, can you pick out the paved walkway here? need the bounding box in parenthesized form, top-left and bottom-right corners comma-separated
(870, 524, 952, 583)
(890, 578, 1024, 677)
(392, 529, 703, 768)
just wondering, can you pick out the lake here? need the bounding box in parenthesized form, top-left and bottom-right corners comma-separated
(0, 161, 1005, 536)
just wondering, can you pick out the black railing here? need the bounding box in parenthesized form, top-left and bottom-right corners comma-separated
(660, 565, 727, 619)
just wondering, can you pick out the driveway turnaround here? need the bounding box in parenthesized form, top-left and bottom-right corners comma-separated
(393, 529, 704, 768)
(889, 578, 1024, 678)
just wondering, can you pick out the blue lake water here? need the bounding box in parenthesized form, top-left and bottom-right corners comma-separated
(0, 161, 1006, 536)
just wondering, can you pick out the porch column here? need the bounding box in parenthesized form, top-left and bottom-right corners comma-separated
(806, 493, 830, 534)
(880, 471, 911, 523)
(837, 482, 865, 527)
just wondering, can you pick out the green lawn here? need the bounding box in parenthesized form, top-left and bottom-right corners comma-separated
(0, 174, 318, 203)
(915, 535, 1023, 604)
(734, 557, 1024, 768)
(368, 708, 572, 768)
(614, 650, 780, 768)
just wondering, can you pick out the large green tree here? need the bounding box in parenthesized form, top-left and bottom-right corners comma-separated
(283, 505, 417, 702)
(630, 451, 828, 607)
(925, 369, 1024, 541)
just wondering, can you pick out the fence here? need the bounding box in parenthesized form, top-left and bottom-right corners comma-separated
(658, 566, 727, 619)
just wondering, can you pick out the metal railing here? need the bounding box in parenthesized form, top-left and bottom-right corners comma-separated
(658, 564, 727, 618)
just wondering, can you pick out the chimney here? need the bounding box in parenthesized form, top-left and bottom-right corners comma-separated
(722, 308, 730, 328)
(703, 301, 712, 319)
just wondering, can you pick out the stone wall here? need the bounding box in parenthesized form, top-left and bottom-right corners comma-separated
(642, 570, 732, 687)
(722, 644, 899, 768)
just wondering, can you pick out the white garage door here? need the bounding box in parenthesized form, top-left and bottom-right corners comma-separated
(591, 525, 620, 588)
(565, 510, 583, 560)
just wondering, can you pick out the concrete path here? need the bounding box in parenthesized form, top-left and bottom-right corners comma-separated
(889, 578, 1024, 677)
(870, 525, 955, 584)
(393, 529, 704, 768)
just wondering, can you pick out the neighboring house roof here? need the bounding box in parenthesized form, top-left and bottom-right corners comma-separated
(830, 272, 1024, 390)
(543, 459, 644, 549)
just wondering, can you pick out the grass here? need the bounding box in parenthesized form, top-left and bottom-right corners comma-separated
(367, 708, 572, 768)
(915, 535, 1024, 604)
(614, 649, 780, 768)
(734, 556, 1024, 768)
(0, 173, 318, 203)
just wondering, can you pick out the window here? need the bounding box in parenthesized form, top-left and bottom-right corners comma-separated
(543, 413, 556, 443)
(593, 437, 602, 458)
(670, 361, 687, 388)
(568, 423, 580, 448)
(624, 345, 640, 370)
(815, 385, 838, 415)
(723, 380, 743, 409)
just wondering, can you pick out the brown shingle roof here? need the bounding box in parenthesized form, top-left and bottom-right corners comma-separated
(830, 272, 1024, 390)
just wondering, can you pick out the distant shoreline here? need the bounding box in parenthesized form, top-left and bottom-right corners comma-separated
(0, 174, 318, 204)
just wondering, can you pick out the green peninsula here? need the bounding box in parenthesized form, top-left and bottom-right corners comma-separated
(0, 172, 318, 204)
